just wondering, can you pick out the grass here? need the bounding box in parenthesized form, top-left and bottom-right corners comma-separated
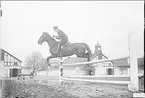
(2, 79, 133, 98)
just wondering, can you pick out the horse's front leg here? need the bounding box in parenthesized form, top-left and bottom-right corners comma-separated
(46, 54, 57, 68)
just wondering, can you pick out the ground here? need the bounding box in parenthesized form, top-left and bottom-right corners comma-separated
(2, 77, 133, 98)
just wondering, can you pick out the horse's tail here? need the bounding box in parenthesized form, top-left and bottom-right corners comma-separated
(84, 43, 92, 61)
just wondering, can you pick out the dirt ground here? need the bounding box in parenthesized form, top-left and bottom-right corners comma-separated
(2, 79, 133, 98)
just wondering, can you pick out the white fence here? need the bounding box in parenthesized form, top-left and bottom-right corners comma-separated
(55, 33, 141, 93)
(56, 55, 138, 92)
(62, 75, 131, 84)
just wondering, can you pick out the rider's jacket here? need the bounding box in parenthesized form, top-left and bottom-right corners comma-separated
(56, 29, 68, 40)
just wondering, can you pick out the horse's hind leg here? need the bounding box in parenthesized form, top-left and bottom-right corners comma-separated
(76, 52, 91, 68)
(76, 52, 89, 60)
(85, 53, 90, 61)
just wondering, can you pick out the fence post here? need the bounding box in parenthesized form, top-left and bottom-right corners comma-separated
(0, 78, 3, 98)
(128, 33, 139, 92)
(0, 61, 4, 98)
(58, 57, 63, 84)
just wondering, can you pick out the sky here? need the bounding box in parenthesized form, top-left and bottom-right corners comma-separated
(0, 1, 144, 64)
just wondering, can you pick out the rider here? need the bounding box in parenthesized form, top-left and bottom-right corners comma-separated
(53, 26, 68, 55)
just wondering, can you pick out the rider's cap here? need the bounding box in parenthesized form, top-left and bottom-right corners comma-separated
(96, 41, 101, 47)
(53, 26, 58, 30)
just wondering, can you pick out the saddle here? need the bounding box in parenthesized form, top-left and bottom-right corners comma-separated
(62, 42, 70, 47)
(60, 42, 70, 49)
(52, 42, 70, 55)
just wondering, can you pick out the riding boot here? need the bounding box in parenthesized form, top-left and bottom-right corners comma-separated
(55, 44, 61, 56)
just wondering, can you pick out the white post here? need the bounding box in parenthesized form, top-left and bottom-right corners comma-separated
(0, 61, 4, 78)
(128, 33, 139, 92)
(58, 57, 63, 84)
(0, 61, 4, 98)
(0, 78, 3, 98)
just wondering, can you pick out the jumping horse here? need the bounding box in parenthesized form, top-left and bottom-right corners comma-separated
(38, 32, 101, 67)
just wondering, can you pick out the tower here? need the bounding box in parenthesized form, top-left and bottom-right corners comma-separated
(95, 41, 102, 60)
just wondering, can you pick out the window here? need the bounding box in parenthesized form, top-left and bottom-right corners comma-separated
(14, 62, 18, 66)
(0, 51, 4, 61)
(120, 68, 128, 75)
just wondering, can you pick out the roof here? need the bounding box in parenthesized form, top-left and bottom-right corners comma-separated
(112, 57, 144, 67)
(0, 49, 22, 62)
(112, 58, 129, 67)
(101, 54, 108, 59)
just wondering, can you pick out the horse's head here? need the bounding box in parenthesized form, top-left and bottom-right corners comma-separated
(38, 32, 49, 45)
(38, 32, 56, 47)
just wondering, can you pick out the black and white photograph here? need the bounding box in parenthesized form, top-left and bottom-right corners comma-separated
(0, 1, 144, 98)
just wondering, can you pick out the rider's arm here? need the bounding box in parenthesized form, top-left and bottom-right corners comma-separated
(53, 33, 61, 39)
(55, 36, 61, 39)
(53, 35, 61, 40)
(55, 30, 63, 39)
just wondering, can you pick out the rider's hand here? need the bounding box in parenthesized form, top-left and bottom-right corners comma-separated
(53, 35, 56, 38)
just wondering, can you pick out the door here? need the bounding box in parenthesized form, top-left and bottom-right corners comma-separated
(10, 68, 19, 77)
(106, 68, 114, 75)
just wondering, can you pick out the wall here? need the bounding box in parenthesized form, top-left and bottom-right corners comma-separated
(45, 66, 86, 77)
(75, 67, 86, 76)
(3, 67, 9, 77)
(47, 68, 59, 76)
(95, 65, 131, 76)
(94, 62, 115, 76)
(0, 61, 4, 77)
(21, 69, 31, 74)
(95, 65, 107, 76)
(37, 71, 48, 76)
(63, 66, 85, 76)
(63, 69, 76, 76)
(119, 67, 129, 75)
(48, 57, 89, 76)
(114, 67, 120, 75)
(138, 67, 144, 74)
(95, 65, 105, 75)
(46, 67, 79, 77)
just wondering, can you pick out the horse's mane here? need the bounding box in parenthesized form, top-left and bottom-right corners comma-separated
(46, 33, 57, 42)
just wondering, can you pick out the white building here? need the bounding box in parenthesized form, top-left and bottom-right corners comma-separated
(0, 49, 22, 77)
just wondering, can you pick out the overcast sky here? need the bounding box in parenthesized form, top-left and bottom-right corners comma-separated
(0, 1, 144, 64)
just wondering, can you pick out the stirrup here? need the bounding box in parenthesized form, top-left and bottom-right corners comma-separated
(54, 51, 59, 55)
(53, 52, 57, 54)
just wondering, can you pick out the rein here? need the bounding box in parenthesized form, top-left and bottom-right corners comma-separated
(50, 42, 58, 51)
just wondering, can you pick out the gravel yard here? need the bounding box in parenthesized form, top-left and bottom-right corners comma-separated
(2, 79, 133, 98)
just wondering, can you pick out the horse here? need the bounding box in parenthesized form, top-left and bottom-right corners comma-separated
(38, 32, 101, 67)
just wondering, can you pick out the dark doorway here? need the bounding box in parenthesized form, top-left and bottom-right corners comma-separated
(88, 71, 92, 75)
(106, 68, 114, 75)
(10, 68, 19, 77)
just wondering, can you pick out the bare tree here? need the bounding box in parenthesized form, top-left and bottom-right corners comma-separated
(39, 58, 48, 71)
(23, 52, 48, 76)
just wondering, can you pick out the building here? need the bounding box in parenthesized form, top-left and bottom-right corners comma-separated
(89, 42, 144, 76)
(0, 49, 22, 77)
(91, 42, 115, 76)
(93, 57, 144, 76)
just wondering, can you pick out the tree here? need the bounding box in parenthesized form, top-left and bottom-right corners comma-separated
(23, 52, 48, 77)
(39, 58, 48, 71)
